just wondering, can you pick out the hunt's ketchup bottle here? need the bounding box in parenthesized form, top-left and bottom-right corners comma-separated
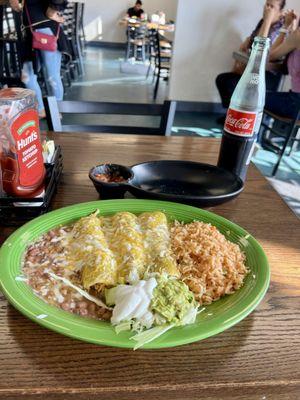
(218, 36, 270, 181)
(0, 88, 45, 197)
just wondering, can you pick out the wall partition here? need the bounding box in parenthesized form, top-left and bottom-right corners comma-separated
(169, 0, 299, 104)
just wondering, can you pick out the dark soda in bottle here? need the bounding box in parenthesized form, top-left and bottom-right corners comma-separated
(218, 36, 270, 181)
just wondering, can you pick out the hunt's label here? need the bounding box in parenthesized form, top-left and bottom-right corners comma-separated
(11, 109, 45, 187)
(224, 108, 258, 137)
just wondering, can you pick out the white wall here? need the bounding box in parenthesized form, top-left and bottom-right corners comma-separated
(169, 0, 300, 103)
(84, 0, 178, 42)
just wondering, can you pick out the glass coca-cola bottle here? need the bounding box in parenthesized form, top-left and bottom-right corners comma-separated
(217, 36, 270, 181)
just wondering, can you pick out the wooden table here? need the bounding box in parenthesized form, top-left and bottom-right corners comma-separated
(1, 133, 299, 400)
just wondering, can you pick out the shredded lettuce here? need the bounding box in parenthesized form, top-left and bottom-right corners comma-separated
(48, 272, 112, 310)
(154, 313, 167, 326)
(130, 324, 175, 350)
(114, 318, 149, 335)
(115, 320, 132, 334)
(180, 306, 198, 325)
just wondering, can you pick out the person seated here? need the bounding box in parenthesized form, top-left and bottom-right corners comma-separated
(262, 9, 300, 119)
(216, 0, 286, 121)
(127, 0, 144, 19)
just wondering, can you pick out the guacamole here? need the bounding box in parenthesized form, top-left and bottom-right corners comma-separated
(151, 276, 197, 325)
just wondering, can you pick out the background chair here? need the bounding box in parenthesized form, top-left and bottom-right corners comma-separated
(44, 96, 177, 136)
(0, 4, 24, 88)
(126, 23, 147, 61)
(259, 108, 300, 176)
(62, 1, 85, 80)
(146, 30, 172, 100)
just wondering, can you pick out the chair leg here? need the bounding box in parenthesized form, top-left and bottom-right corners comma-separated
(152, 63, 157, 84)
(287, 144, 293, 157)
(258, 117, 268, 144)
(271, 127, 295, 177)
(260, 126, 270, 147)
(153, 69, 160, 100)
(260, 115, 273, 146)
(63, 68, 71, 87)
(126, 42, 130, 60)
(146, 62, 151, 79)
(134, 44, 137, 60)
(287, 127, 300, 156)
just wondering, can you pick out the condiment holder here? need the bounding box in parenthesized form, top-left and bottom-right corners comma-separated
(0, 146, 63, 226)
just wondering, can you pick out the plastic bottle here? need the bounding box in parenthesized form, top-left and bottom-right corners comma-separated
(0, 88, 45, 197)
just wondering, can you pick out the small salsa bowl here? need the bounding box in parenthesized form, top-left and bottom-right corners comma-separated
(89, 163, 134, 199)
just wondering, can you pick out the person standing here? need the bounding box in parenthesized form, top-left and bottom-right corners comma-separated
(9, 0, 69, 118)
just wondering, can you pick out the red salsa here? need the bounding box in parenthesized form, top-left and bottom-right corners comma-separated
(94, 173, 127, 183)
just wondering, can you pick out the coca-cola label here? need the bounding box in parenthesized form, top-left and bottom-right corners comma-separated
(11, 109, 45, 187)
(224, 108, 258, 137)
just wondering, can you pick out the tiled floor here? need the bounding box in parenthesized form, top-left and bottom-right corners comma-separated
(65, 47, 168, 104)
(63, 46, 300, 218)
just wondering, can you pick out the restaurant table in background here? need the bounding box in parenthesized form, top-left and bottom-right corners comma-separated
(0, 133, 299, 400)
(119, 17, 175, 32)
(147, 21, 175, 32)
(232, 50, 287, 80)
(232, 50, 250, 64)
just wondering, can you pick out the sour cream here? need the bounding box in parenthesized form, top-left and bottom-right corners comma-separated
(110, 278, 157, 327)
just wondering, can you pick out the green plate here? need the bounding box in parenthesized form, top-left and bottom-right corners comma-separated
(0, 200, 270, 349)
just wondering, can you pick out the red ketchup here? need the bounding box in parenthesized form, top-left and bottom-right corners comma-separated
(0, 88, 45, 197)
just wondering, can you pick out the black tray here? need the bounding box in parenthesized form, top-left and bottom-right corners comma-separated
(128, 160, 244, 206)
(0, 146, 63, 226)
(89, 160, 244, 207)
